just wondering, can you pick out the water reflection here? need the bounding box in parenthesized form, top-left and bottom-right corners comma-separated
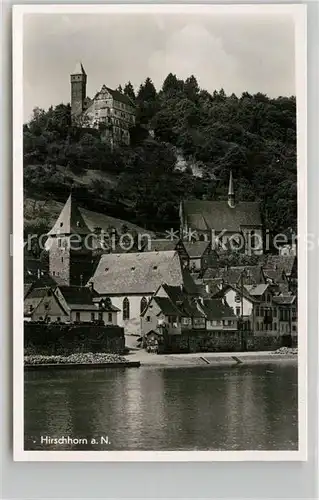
(24, 362, 298, 451)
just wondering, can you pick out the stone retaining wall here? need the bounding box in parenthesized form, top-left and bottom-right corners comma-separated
(24, 322, 125, 355)
(164, 330, 286, 354)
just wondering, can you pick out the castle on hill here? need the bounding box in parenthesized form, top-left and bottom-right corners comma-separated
(70, 62, 136, 148)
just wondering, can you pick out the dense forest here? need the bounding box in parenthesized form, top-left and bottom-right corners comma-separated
(23, 73, 297, 238)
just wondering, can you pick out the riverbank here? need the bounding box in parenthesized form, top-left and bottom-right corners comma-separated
(24, 352, 140, 370)
(126, 347, 298, 367)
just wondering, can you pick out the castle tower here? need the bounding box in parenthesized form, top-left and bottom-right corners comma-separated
(46, 194, 94, 286)
(228, 170, 236, 208)
(70, 62, 87, 117)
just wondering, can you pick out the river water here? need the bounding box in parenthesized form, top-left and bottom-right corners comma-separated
(24, 362, 298, 451)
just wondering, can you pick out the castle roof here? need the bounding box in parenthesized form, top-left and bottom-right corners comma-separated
(90, 250, 197, 295)
(72, 62, 86, 75)
(181, 200, 262, 232)
(47, 194, 91, 236)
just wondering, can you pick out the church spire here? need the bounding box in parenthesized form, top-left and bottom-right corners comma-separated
(228, 170, 235, 208)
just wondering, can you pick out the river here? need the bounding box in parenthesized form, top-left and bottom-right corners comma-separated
(24, 361, 298, 451)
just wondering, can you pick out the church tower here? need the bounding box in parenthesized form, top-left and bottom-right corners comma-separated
(228, 170, 236, 208)
(70, 62, 87, 117)
(46, 194, 94, 286)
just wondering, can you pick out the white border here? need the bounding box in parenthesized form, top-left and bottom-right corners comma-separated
(13, 3, 307, 462)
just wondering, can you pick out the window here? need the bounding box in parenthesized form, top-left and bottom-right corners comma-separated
(140, 297, 148, 315)
(61, 257, 63, 263)
(29, 305, 33, 312)
(273, 308, 277, 317)
(260, 307, 264, 316)
(292, 325, 296, 332)
(108, 312, 112, 323)
(123, 297, 130, 320)
(98, 312, 103, 321)
(76, 312, 80, 322)
(57, 317, 61, 322)
(58, 238, 62, 248)
(60, 222, 63, 227)
(91, 313, 95, 322)
(44, 304, 49, 310)
(256, 306, 260, 316)
(256, 322, 259, 331)
(236, 307, 240, 316)
(146, 316, 151, 322)
(274, 322, 277, 330)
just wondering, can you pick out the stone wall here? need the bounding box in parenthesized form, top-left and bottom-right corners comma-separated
(24, 323, 125, 355)
(164, 330, 285, 354)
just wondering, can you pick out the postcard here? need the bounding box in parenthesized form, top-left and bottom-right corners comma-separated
(13, 3, 307, 461)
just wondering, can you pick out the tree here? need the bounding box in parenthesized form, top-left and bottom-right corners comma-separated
(116, 84, 123, 93)
(137, 77, 157, 102)
(123, 81, 136, 101)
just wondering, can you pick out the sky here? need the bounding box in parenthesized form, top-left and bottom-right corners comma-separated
(23, 11, 296, 122)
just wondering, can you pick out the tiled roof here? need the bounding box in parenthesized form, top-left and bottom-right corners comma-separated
(142, 239, 181, 252)
(201, 298, 236, 320)
(104, 86, 135, 107)
(244, 284, 269, 296)
(272, 294, 296, 305)
(263, 255, 296, 276)
(161, 284, 204, 318)
(203, 265, 264, 286)
(184, 241, 211, 258)
(57, 286, 98, 305)
(79, 207, 155, 238)
(153, 296, 181, 316)
(47, 194, 91, 236)
(182, 200, 262, 232)
(90, 251, 197, 295)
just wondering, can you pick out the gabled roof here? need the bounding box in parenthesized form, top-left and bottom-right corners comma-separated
(47, 194, 91, 236)
(201, 298, 236, 320)
(263, 255, 296, 277)
(272, 294, 296, 305)
(94, 84, 135, 107)
(184, 241, 211, 258)
(160, 284, 204, 318)
(244, 283, 269, 296)
(212, 284, 259, 303)
(142, 239, 182, 253)
(57, 286, 98, 305)
(90, 251, 197, 295)
(203, 265, 264, 286)
(153, 296, 181, 316)
(182, 200, 262, 232)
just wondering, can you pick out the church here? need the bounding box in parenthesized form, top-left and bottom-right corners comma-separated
(179, 171, 263, 254)
(70, 62, 136, 148)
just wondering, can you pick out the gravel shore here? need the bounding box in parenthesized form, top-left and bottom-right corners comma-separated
(24, 353, 127, 365)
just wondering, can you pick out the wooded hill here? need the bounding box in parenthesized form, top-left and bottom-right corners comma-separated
(23, 74, 297, 239)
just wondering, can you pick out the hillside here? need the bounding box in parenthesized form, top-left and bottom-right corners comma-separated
(23, 75, 297, 238)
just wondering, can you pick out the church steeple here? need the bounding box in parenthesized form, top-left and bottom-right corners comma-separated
(228, 170, 236, 208)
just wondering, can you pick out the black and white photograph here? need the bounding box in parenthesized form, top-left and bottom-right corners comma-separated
(13, 4, 307, 460)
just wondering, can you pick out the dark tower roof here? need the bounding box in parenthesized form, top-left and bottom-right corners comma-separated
(71, 61, 86, 76)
